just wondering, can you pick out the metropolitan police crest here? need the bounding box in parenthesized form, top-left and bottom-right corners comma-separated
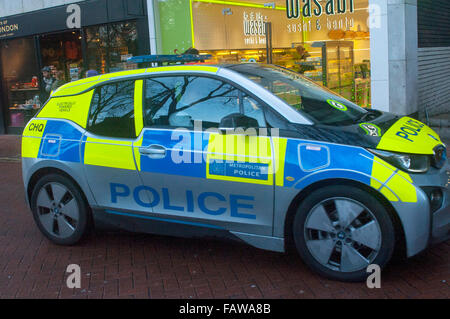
(359, 123, 381, 137)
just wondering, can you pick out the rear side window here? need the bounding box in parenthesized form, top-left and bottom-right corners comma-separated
(88, 80, 135, 138)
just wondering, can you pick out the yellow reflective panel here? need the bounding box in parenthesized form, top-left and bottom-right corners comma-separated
(52, 78, 105, 97)
(52, 67, 218, 96)
(134, 80, 144, 137)
(208, 133, 271, 160)
(370, 158, 396, 189)
(133, 135, 143, 171)
(370, 178, 383, 190)
(377, 117, 444, 155)
(380, 187, 398, 202)
(272, 137, 288, 187)
(22, 119, 47, 138)
(102, 69, 146, 79)
(53, 76, 101, 93)
(386, 173, 417, 203)
(22, 137, 42, 159)
(22, 119, 47, 158)
(370, 156, 417, 203)
(206, 133, 273, 185)
(396, 169, 413, 183)
(84, 137, 135, 170)
(37, 91, 94, 128)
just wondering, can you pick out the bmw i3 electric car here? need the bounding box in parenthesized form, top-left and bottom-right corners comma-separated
(22, 64, 449, 281)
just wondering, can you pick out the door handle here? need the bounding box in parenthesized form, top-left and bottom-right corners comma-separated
(139, 145, 167, 158)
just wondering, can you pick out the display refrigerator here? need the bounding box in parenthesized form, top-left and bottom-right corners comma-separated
(300, 41, 355, 102)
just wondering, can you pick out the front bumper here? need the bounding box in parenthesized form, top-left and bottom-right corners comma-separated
(392, 165, 449, 257)
(430, 180, 450, 244)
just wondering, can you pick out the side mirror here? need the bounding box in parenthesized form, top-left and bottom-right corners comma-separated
(218, 113, 259, 134)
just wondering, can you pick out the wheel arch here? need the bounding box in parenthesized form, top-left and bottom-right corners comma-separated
(26, 163, 95, 209)
(283, 178, 406, 256)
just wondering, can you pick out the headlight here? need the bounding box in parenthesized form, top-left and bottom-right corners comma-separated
(369, 149, 430, 173)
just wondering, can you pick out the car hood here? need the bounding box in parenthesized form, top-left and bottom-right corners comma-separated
(374, 116, 444, 155)
(292, 113, 445, 155)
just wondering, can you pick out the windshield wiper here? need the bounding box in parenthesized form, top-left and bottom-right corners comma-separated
(357, 109, 380, 122)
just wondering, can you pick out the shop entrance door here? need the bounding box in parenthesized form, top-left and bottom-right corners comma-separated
(0, 37, 41, 134)
(39, 31, 83, 101)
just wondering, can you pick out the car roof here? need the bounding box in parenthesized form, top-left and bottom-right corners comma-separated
(51, 65, 222, 97)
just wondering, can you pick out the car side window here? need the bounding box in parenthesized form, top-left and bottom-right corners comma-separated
(144, 76, 266, 129)
(88, 80, 136, 138)
(264, 106, 291, 130)
(242, 95, 266, 127)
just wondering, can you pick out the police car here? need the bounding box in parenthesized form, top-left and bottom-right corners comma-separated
(22, 63, 449, 281)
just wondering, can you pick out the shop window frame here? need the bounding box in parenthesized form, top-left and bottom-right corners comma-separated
(83, 20, 139, 75)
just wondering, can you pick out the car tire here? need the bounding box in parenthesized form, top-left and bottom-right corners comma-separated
(30, 173, 90, 245)
(293, 185, 395, 282)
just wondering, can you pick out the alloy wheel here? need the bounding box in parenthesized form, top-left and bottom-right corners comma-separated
(304, 197, 382, 273)
(36, 182, 79, 239)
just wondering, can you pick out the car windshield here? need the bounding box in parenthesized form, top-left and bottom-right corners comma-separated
(227, 64, 368, 126)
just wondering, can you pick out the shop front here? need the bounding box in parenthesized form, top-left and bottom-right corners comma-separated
(0, 0, 150, 134)
(157, 0, 371, 107)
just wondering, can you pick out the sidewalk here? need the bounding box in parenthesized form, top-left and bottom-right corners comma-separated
(0, 135, 21, 160)
(0, 160, 448, 299)
(0, 134, 449, 299)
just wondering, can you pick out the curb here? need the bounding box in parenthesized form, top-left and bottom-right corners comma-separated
(0, 157, 21, 163)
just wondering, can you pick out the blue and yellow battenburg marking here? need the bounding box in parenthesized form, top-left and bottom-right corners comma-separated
(206, 133, 273, 185)
(134, 129, 273, 185)
(22, 67, 423, 208)
(22, 119, 48, 159)
(22, 119, 83, 162)
(23, 119, 419, 204)
(370, 157, 417, 202)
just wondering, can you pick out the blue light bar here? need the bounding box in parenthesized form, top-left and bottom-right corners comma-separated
(127, 54, 212, 64)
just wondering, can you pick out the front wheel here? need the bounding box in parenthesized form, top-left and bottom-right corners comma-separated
(293, 185, 396, 282)
(30, 174, 90, 245)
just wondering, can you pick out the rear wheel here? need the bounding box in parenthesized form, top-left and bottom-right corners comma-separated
(31, 174, 90, 245)
(293, 185, 395, 282)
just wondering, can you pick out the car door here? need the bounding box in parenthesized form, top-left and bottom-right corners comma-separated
(133, 74, 274, 236)
(82, 79, 148, 213)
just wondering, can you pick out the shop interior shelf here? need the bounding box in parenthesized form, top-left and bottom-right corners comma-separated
(295, 61, 322, 67)
(10, 88, 39, 92)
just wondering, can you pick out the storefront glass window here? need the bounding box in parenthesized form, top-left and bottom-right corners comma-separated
(0, 37, 40, 133)
(39, 31, 84, 91)
(85, 21, 139, 74)
(191, 0, 371, 108)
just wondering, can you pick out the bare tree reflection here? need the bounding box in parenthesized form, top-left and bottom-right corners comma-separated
(88, 76, 241, 138)
(144, 76, 238, 128)
(88, 80, 135, 138)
